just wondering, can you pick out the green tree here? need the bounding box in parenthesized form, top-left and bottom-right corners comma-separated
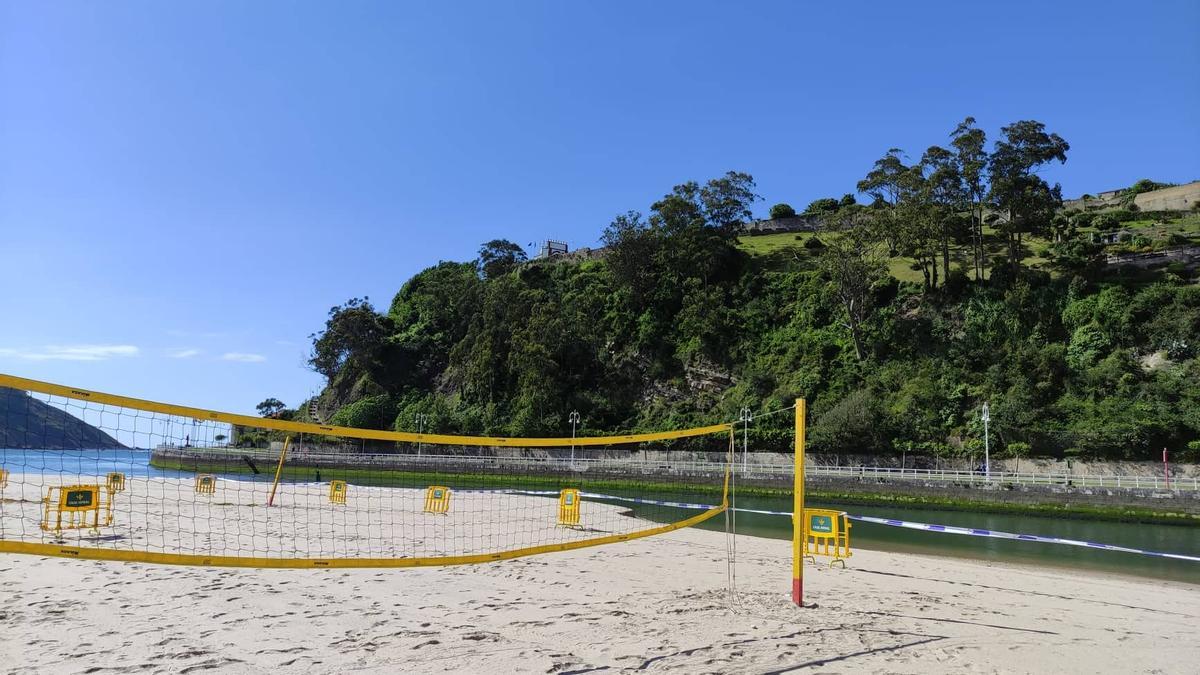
(255, 398, 286, 417)
(308, 297, 393, 382)
(950, 117, 989, 281)
(477, 239, 527, 280)
(819, 216, 887, 360)
(803, 197, 840, 215)
(769, 202, 796, 219)
(988, 121, 1069, 271)
(857, 149, 909, 255)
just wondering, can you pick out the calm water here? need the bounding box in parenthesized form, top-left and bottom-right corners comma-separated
(5, 449, 1198, 583)
(618, 491, 1200, 585)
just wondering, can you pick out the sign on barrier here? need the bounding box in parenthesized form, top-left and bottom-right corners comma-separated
(557, 488, 581, 526)
(803, 508, 851, 567)
(41, 484, 113, 535)
(106, 472, 126, 493)
(329, 480, 347, 505)
(195, 474, 217, 495)
(424, 486, 451, 514)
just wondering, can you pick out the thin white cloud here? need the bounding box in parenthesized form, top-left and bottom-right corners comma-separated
(166, 348, 201, 359)
(0, 344, 140, 361)
(220, 352, 266, 363)
(167, 329, 229, 339)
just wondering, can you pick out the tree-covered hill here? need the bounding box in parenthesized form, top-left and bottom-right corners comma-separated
(304, 119, 1200, 462)
(0, 387, 125, 450)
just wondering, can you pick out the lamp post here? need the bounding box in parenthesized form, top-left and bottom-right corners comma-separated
(981, 402, 991, 480)
(415, 413, 430, 457)
(568, 411, 581, 467)
(738, 407, 753, 475)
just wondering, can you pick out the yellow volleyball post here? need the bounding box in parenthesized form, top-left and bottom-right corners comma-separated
(266, 436, 291, 507)
(792, 398, 806, 606)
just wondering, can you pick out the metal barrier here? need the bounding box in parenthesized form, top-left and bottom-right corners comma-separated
(151, 447, 1200, 492)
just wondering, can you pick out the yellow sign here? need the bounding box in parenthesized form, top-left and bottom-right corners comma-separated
(106, 472, 126, 493)
(41, 484, 113, 534)
(803, 508, 851, 567)
(195, 474, 217, 495)
(329, 480, 347, 505)
(424, 486, 451, 514)
(557, 489, 581, 527)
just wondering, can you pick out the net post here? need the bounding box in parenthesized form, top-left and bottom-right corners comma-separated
(267, 436, 291, 507)
(792, 398, 806, 607)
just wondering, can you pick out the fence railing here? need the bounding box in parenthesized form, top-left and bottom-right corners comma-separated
(153, 446, 1200, 492)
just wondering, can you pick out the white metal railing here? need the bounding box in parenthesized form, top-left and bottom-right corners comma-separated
(151, 447, 1200, 492)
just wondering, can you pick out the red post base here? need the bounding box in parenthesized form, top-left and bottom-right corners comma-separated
(792, 578, 802, 606)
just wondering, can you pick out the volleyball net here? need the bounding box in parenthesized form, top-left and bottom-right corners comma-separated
(0, 374, 733, 568)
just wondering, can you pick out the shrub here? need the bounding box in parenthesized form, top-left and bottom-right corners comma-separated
(803, 236, 825, 250)
(769, 203, 796, 219)
(1093, 213, 1120, 231)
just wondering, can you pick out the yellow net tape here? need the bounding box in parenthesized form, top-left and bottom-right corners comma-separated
(0, 373, 732, 568)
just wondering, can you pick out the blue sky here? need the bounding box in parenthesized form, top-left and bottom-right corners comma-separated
(1, 1, 1197, 416)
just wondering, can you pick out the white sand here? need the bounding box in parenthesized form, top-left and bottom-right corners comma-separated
(1, 475, 641, 560)
(2, 475, 1199, 673)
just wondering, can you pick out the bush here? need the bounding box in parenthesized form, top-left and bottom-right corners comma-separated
(769, 203, 796, 219)
(1093, 213, 1120, 231)
(330, 394, 396, 430)
(803, 236, 825, 250)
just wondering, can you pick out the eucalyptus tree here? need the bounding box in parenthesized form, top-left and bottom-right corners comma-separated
(819, 213, 888, 360)
(856, 149, 909, 256)
(919, 145, 967, 283)
(987, 121, 1069, 271)
(950, 117, 988, 280)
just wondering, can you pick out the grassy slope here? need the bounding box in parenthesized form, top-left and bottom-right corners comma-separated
(738, 213, 1200, 282)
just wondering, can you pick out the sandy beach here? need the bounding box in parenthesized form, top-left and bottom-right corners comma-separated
(2, 520, 1198, 674)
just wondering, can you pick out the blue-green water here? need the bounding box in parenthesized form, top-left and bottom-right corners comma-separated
(620, 492, 1200, 585)
(4, 449, 1198, 584)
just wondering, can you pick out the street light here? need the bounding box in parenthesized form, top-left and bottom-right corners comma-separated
(738, 407, 753, 475)
(981, 402, 991, 480)
(568, 411, 581, 467)
(415, 413, 430, 457)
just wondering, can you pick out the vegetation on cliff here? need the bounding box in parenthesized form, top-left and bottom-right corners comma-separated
(303, 118, 1200, 462)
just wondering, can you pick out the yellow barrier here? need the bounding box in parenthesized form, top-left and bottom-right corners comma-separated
(195, 474, 217, 495)
(0, 467, 7, 490)
(423, 486, 451, 514)
(803, 508, 851, 567)
(41, 485, 113, 535)
(329, 480, 347, 505)
(557, 489, 581, 527)
(106, 472, 126, 493)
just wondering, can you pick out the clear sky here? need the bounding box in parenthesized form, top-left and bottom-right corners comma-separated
(2, 0, 1198, 416)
